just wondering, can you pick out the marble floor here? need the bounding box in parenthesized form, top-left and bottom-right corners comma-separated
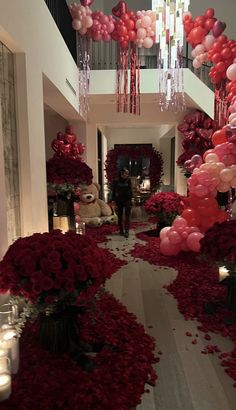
(102, 225, 236, 410)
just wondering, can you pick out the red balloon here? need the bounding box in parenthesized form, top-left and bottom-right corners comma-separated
(120, 40, 128, 49)
(117, 25, 128, 36)
(215, 61, 226, 73)
(189, 26, 207, 46)
(121, 13, 129, 22)
(211, 128, 227, 146)
(204, 8, 215, 19)
(216, 34, 228, 44)
(195, 16, 206, 27)
(125, 19, 135, 30)
(181, 209, 200, 226)
(231, 47, 236, 58)
(212, 42, 222, 52)
(211, 53, 221, 63)
(112, 1, 127, 18)
(204, 18, 216, 31)
(128, 30, 136, 41)
(221, 47, 232, 60)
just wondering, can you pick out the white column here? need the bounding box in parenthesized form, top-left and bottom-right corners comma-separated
(0, 99, 8, 259)
(15, 54, 48, 235)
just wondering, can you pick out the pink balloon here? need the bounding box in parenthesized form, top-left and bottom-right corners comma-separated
(221, 154, 235, 166)
(72, 19, 82, 31)
(194, 184, 208, 197)
(193, 44, 205, 57)
(186, 232, 204, 252)
(103, 33, 111, 42)
(141, 16, 152, 28)
(143, 37, 153, 49)
(205, 153, 219, 163)
(107, 21, 115, 33)
(227, 63, 236, 81)
(193, 58, 202, 69)
(173, 217, 188, 229)
(168, 230, 182, 244)
(228, 113, 236, 123)
(160, 238, 180, 256)
(137, 28, 147, 39)
(220, 168, 233, 182)
(180, 241, 190, 252)
(160, 227, 171, 240)
(83, 15, 93, 28)
(203, 34, 215, 50)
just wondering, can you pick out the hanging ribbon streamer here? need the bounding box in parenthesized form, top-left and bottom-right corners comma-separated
(153, 0, 189, 112)
(130, 43, 140, 115)
(214, 81, 229, 128)
(116, 44, 140, 115)
(77, 34, 90, 116)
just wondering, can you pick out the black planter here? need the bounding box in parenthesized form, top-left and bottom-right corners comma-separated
(39, 306, 80, 354)
(143, 222, 168, 237)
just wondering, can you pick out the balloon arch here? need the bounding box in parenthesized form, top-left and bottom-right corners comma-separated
(69, 2, 236, 255)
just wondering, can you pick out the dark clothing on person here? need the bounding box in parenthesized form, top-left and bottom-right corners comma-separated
(112, 177, 132, 234)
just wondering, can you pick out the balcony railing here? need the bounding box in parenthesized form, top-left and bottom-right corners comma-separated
(44, 0, 76, 63)
(90, 39, 213, 89)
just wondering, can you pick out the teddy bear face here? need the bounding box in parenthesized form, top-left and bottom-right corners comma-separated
(79, 183, 99, 204)
(80, 192, 95, 203)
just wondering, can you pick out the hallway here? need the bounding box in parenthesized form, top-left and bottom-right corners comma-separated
(102, 225, 236, 410)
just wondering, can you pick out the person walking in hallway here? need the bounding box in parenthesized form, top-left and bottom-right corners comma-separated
(111, 168, 132, 238)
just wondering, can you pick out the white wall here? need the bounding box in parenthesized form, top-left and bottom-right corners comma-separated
(0, 0, 80, 240)
(106, 127, 160, 150)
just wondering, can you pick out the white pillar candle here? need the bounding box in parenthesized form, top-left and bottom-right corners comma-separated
(0, 330, 19, 374)
(219, 266, 230, 282)
(0, 373, 11, 402)
(0, 357, 10, 373)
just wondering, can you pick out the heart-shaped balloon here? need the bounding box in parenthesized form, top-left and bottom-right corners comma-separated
(51, 139, 61, 152)
(56, 132, 65, 141)
(60, 144, 71, 155)
(184, 154, 203, 172)
(112, 1, 127, 18)
(64, 133, 76, 145)
(212, 20, 226, 37)
(80, 0, 94, 6)
(178, 123, 189, 133)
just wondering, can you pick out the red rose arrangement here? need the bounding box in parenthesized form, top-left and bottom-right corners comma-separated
(105, 145, 163, 191)
(145, 192, 185, 225)
(200, 220, 236, 271)
(0, 230, 115, 311)
(47, 157, 93, 189)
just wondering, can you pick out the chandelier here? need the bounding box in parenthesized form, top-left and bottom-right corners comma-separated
(152, 0, 190, 111)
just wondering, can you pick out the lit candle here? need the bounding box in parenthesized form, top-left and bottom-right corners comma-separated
(0, 373, 11, 402)
(219, 266, 229, 282)
(0, 330, 19, 374)
(0, 357, 10, 373)
(0, 349, 10, 359)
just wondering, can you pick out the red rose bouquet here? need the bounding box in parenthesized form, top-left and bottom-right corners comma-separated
(145, 192, 185, 225)
(200, 220, 236, 273)
(0, 230, 113, 312)
(46, 157, 93, 195)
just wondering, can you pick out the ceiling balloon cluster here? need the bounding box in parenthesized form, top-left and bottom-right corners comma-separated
(69, 0, 189, 115)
